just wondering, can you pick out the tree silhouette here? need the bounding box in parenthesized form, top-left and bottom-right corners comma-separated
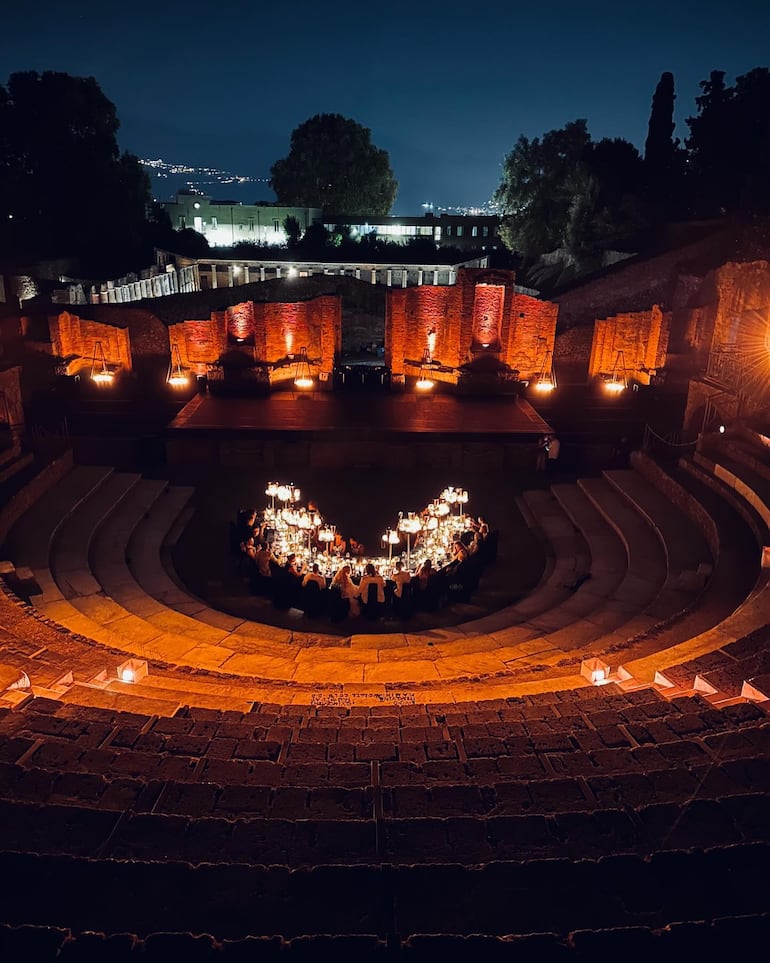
(270, 114, 397, 216)
(643, 71, 688, 218)
(0, 71, 150, 269)
(686, 67, 770, 215)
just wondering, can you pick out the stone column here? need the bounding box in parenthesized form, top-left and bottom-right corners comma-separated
(371, 270, 377, 284)
(243, 266, 250, 284)
(386, 270, 392, 287)
(432, 270, 439, 285)
(401, 269, 408, 288)
(276, 267, 282, 279)
(417, 269, 423, 286)
(228, 266, 235, 287)
(211, 266, 218, 289)
(260, 266, 266, 282)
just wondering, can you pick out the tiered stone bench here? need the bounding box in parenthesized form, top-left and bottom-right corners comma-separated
(1, 452, 770, 956)
(0, 690, 766, 953)
(1, 457, 763, 707)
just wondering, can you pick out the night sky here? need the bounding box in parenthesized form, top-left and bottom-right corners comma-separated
(2, 0, 769, 213)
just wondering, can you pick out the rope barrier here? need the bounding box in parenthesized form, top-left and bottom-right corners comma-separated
(643, 424, 698, 449)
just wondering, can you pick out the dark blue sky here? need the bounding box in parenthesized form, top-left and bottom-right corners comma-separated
(2, 1, 769, 213)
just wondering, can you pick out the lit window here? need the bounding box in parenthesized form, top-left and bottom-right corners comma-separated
(483, 226, 489, 237)
(446, 226, 452, 236)
(472, 226, 478, 237)
(178, 216, 186, 229)
(457, 226, 464, 237)
(273, 219, 280, 232)
(211, 217, 218, 229)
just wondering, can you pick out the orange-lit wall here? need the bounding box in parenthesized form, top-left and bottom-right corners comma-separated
(385, 268, 558, 382)
(49, 311, 132, 372)
(168, 316, 227, 374)
(168, 295, 341, 382)
(588, 305, 669, 384)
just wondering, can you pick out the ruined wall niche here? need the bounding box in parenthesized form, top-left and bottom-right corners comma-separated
(385, 268, 558, 384)
(48, 311, 132, 375)
(588, 305, 669, 385)
(168, 295, 341, 383)
(472, 284, 505, 350)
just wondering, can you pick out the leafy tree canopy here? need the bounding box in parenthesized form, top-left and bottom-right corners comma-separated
(0, 70, 150, 270)
(494, 120, 645, 266)
(270, 113, 397, 216)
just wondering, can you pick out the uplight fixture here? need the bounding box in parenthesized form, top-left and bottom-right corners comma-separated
(293, 346, 314, 389)
(167, 343, 189, 387)
(416, 347, 435, 391)
(90, 340, 115, 385)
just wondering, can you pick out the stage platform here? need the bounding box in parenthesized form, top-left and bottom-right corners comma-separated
(165, 392, 552, 469)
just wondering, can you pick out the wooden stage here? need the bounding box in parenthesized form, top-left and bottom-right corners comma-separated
(169, 392, 551, 437)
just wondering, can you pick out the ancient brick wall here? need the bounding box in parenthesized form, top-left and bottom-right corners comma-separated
(552, 227, 733, 330)
(385, 286, 459, 377)
(385, 268, 557, 381)
(255, 295, 340, 375)
(505, 293, 558, 378)
(588, 305, 669, 384)
(0, 365, 24, 426)
(168, 316, 227, 374)
(167, 294, 340, 381)
(48, 311, 132, 372)
(709, 260, 770, 354)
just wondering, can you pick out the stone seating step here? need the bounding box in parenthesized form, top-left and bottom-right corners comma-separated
(104, 678, 255, 714)
(125, 484, 198, 609)
(1, 845, 768, 939)
(696, 446, 770, 533)
(2, 915, 770, 960)
(509, 490, 592, 618)
(577, 477, 666, 592)
(3, 466, 114, 574)
(603, 468, 712, 583)
(51, 472, 142, 600)
(58, 683, 182, 717)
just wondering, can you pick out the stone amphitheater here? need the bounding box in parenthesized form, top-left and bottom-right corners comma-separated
(1, 426, 769, 958)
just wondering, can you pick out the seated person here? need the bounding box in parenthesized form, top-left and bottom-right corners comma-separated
(240, 536, 258, 562)
(477, 516, 490, 539)
(413, 558, 435, 591)
(302, 562, 326, 590)
(239, 510, 258, 541)
(284, 553, 305, 580)
(348, 536, 366, 558)
(359, 562, 385, 605)
(255, 543, 276, 578)
(330, 563, 361, 616)
(449, 537, 469, 564)
(390, 560, 411, 600)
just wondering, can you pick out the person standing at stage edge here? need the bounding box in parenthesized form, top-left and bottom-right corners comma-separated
(546, 434, 561, 473)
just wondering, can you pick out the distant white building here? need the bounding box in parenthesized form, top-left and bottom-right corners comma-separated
(160, 192, 321, 247)
(160, 192, 501, 253)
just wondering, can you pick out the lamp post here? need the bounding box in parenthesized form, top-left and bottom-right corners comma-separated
(397, 512, 422, 568)
(381, 528, 400, 562)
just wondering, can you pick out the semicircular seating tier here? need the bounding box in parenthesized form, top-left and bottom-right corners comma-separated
(0, 446, 768, 709)
(1, 448, 769, 953)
